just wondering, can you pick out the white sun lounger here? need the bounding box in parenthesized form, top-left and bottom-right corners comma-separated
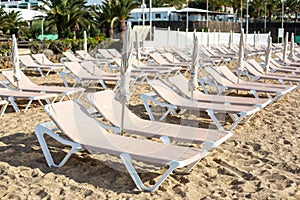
(2, 70, 85, 101)
(61, 61, 120, 89)
(31, 54, 64, 67)
(168, 74, 271, 108)
(20, 55, 65, 76)
(35, 100, 208, 192)
(0, 83, 57, 112)
(87, 90, 233, 150)
(142, 79, 261, 131)
(201, 66, 296, 103)
(243, 61, 300, 86)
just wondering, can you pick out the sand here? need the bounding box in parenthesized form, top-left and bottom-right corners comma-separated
(0, 69, 299, 199)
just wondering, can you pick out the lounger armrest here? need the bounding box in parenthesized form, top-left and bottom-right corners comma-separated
(141, 92, 176, 121)
(95, 120, 121, 134)
(199, 76, 227, 95)
(142, 92, 176, 109)
(60, 71, 77, 87)
(35, 124, 83, 168)
(60, 57, 68, 64)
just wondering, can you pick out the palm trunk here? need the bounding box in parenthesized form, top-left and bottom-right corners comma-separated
(109, 28, 114, 41)
(120, 20, 127, 42)
(57, 23, 63, 39)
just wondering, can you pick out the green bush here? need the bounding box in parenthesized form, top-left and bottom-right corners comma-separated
(0, 41, 12, 56)
(28, 34, 106, 54)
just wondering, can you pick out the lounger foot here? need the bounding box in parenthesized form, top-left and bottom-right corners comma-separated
(120, 153, 180, 192)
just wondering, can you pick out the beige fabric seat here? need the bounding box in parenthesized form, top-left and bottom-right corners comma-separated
(2, 70, 85, 101)
(275, 52, 300, 67)
(80, 61, 147, 83)
(97, 49, 116, 60)
(35, 100, 208, 192)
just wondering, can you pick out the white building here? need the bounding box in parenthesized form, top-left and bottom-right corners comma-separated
(3, 8, 46, 21)
(129, 7, 177, 23)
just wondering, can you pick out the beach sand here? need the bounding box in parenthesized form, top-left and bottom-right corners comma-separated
(0, 70, 299, 199)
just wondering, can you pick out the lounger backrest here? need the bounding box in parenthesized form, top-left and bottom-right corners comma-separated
(81, 61, 103, 75)
(172, 49, 191, 61)
(243, 62, 261, 76)
(76, 50, 94, 60)
(150, 53, 169, 65)
(168, 74, 204, 97)
(247, 59, 265, 74)
(63, 52, 81, 62)
(87, 90, 145, 127)
(2, 70, 37, 88)
(19, 55, 39, 66)
(98, 49, 114, 59)
(32, 54, 53, 65)
(217, 66, 239, 83)
(108, 49, 121, 58)
(131, 57, 146, 68)
(63, 61, 91, 76)
(204, 67, 234, 86)
(163, 53, 180, 63)
(148, 80, 190, 106)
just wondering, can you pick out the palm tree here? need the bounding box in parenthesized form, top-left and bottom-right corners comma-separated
(0, 10, 28, 37)
(285, 0, 300, 21)
(94, 0, 137, 41)
(38, 0, 93, 39)
(250, 0, 265, 22)
(110, 0, 137, 41)
(266, 0, 279, 22)
(93, 1, 117, 41)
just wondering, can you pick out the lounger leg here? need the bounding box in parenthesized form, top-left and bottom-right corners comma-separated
(0, 100, 8, 116)
(35, 124, 83, 168)
(242, 114, 254, 124)
(99, 80, 108, 90)
(228, 112, 247, 131)
(60, 72, 70, 87)
(141, 96, 155, 121)
(250, 90, 259, 98)
(8, 96, 20, 112)
(174, 159, 202, 174)
(199, 78, 209, 94)
(37, 68, 45, 77)
(205, 109, 225, 131)
(45, 69, 51, 76)
(141, 93, 176, 121)
(159, 135, 171, 144)
(120, 153, 180, 192)
(24, 99, 34, 112)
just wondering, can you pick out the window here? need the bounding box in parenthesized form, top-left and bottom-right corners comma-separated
(155, 14, 161, 19)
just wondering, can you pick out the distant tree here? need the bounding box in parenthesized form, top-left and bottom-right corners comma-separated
(250, 0, 265, 22)
(94, 0, 137, 41)
(0, 10, 28, 37)
(38, 0, 94, 39)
